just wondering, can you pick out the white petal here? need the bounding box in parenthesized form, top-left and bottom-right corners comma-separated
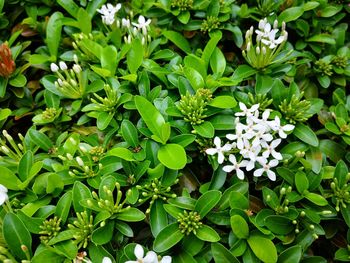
(283, 124, 295, 132)
(254, 168, 264, 177)
(143, 251, 157, 263)
(257, 156, 267, 165)
(250, 104, 260, 112)
(262, 134, 273, 142)
(0, 184, 8, 193)
(160, 256, 172, 263)
(236, 169, 245, 180)
(218, 153, 225, 164)
(272, 151, 282, 160)
(271, 139, 281, 148)
(102, 257, 112, 263)
(246, 161, 255, 171)
(222, 144, 233, 152)
(239, 102, 247, 111)
(269, 159, 279, 167)
(278, 130, 287, 139)
(213, 136, 221, 147)
(228, 154, 237, 165)
(226, 134, 236, 140)
(223, 165, 234, 173)
(124, 261, 137, 263)
(262, 110, 270, 120)
(134, 244, 144, 260)
(262, 150, 270, 159)
(264, 22, 271, 33)
(205, 148, 217, 155)
(0, 194, 7, 206)
(267, 170, 276, 181)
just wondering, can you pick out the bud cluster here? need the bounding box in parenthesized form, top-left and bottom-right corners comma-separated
(243, 18, 288, 69)
(177, 210, 203, 235)
(68, 211, 94, 248)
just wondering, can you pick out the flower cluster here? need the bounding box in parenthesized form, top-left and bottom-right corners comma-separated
(243, 18, 288, 69)
(97, 3, 152, 45)
(126, 244, 171, 263)
(50, 56, 85, 99)
(206, 102, 294, 181)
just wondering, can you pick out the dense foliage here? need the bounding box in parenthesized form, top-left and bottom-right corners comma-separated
(0, 0, 350, 262)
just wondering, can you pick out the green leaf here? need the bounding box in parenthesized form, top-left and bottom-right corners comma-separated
(163, 31, 191, 54)
(115, 221, 133, 237)
(264, 215, 294, 235)
(184, 67, 205, 90)
(108, 147, 135, 161)
(255, 74, 273, 94)
(18, 150, 33, 182)
(72, 181, 92, 213)
(307, 34, 336, 45)
(150, 199, 168, 237)
(0, 166, 21, 190)
(334, 160, 348, 187)
(57, 0, 79, 18)
(231, 215, 249, 239)
(3, 213, 32, 260)
(28, 129, 53, 151)
(278, 7, 304, 23)
(210, 47, 226, 77)
(232, 65, 256, 81)
(193, 121, 214, 138)
(117, 208, 145, 222)
(153, 223, 184, 252)
(319, 139, 345, 162)
(121, 120, 139, 147)
(211, 243, 240, 263)
(318, 5, 343, 17)
(247, 235, 277, 263)
(157, 143, 187, 170)
(127, 38, 143, 74)
(277, 245, 302, 263)
(0, 108, 11, 120)
(202, 31, 222, 67)
(54, 240, 78, 260)
(91, 221, 114, 245)
(97, 111, 114, 130)
(295, 171, 309, 195)
(304, 193, 328, 206)
(134, 95, 166, 142)
(209, 96, 237, 108)
(293, 123, 319, 147)
(77, 8, 91, 34)
(46, 12, 63, 59)
(55, 191, 72, 224)
(9, 74, 27, 87)
(195, 190, 222, 218)
(195, 225, 220, 242)
(32, 250, 64, 263)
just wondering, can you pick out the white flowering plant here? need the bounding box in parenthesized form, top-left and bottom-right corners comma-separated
(0, 1, 349, 263)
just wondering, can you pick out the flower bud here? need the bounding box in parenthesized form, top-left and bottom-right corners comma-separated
(59, 61, 68, 71)
(50, 63, 59, 72)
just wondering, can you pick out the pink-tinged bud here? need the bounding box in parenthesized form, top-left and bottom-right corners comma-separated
(0, 43, 15, 78)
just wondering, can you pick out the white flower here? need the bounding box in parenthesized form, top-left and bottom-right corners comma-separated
(73, 64, 82, 74)
(132, 15, 151, 35)
(239, 141, 261, 171)
(206, 136, 232, 164)
(235, 102, 259, 118)
(261, 30, 285, 49)
(50, 63, 59, 72)
(223, 154, 248, 180)
(59, 61, 67, 71)
(254, 158, 279, 181)
(159, 256, 172, 263)
(0, 184, 8, 206)
(97, 3, 121, 25)
(262, 139, 282, 160)
(270, 116, 295, 138)
(122, 18, 131, 28)
(251, 128, 273, 147)
(102, 257, 112, 263)
(125, 244, 158, 263)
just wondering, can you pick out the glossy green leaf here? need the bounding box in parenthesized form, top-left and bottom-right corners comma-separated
(3, 213, 32, 259)
(264, 215, 294, 235)
(9, 74, 27, 87)
(293, 123, 319, 147)
(247, 235, 277, 263)
(277, 245, 302, 263)
(117, 208, 145, 222)
(210, 47, 226, 77)
(278, 7, 304, 23)
(0, 166, 21, 190)
(304, 193, 328, 206)
(28, 129, 53, 151)
(153, 223, 184, 252)
(55, 191, 72, 224)
(108, 147, 135, 161)
(72, 181, 92, 213)
(163, 31, 191, 54)
(150, 199, 168, 237)
(184, 67, 205, 91)
(157, 143, 187, 170)
(121, 119, 139, 147)
(91, 221, 114, 245)
(135, 95, 166, 142)
(295, 171, 309, 195)
(46, 12, 63, 59)
(195, 225, 220, 242)
(127, 38, 143, 74)
(193, 121, 214, 138)
(231, 215, 249, 239)
(195, 190, 222, 218)
(209, 96, 237, 109)
(211, 243, 240, 263)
